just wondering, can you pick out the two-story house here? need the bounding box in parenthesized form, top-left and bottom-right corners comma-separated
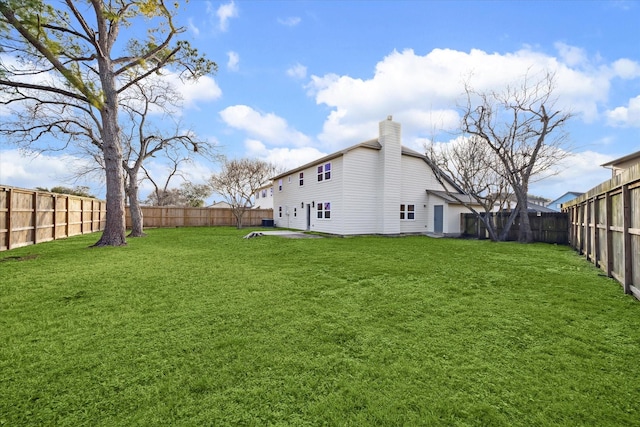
(270, 117, 474, 236)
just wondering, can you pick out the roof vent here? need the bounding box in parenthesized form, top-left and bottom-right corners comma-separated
(387, 115, 393, 121)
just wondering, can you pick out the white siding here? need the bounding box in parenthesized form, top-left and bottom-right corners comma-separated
(273, 156, 345, 234)
(339, 148, 381, 234)
(378, 119, 402, 234)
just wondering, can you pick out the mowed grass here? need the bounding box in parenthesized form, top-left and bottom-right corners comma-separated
(1, 227, 639, 426)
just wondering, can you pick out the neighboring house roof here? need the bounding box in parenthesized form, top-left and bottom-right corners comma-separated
(601, 149, 640, 169)
(426, 190, 481, 205)
(526, 203, 556, 213)
(208, 201, 232, 208)
(548, 191, 583, 205)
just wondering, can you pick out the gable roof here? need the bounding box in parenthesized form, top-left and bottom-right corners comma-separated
(271, 138, 430, 181)
(601, 149, 640, 168)
(426, 190, 481, 205)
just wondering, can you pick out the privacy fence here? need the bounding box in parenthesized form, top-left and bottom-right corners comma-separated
(461, 212, 569, 244)
(125, 206, 273, 228)
(0, 185, 106, 251)
(563, 163, 640, 300)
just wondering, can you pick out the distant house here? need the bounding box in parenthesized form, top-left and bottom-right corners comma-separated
(208, 201, 233, 209)
(270, 117, 476, 236)
(601, 149, 640, 178)
(253, 181, 274, 210)
(492, 194, 552, 213)
(546, 191, 584, 212)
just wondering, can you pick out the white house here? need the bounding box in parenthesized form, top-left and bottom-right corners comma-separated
(253, 181, 274, 210)
(271, 117, 474, 236)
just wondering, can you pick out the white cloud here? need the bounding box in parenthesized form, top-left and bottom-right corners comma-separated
(244, 139, 327, 171)
(216, 0, 238, 32)
(162, 72, 222, 109)
(188, 18, 200, 37)
(286, 63, 307, 80)
(227, 51, 240, 72)
(277, 16, 301, 27)
(529, 150, 614, 198)
(308, 47, 626, 148)
(0, 149, 104, 197)
(555, 42, 588, 67)
(611, 58, 640, 79)
(606, 94, 640, 127)
(219, 105, 312, 147)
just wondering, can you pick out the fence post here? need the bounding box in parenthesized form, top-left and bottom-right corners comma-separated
(6, 188, 12, 250)
(622, 184, 632, 294)
(32, 191, 38, 245)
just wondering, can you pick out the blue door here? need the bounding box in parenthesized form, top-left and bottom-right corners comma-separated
(434, 205, 443, 233)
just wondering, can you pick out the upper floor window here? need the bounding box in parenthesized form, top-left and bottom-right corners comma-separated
(317, 162, 331, 182)
(288, 176, 292, 184)
(400, 204, 415, 220)
(262, 189, 267, 198)
(278, 179, 283, 191)
(299, 172, 304, 186)
(256, 191, 260, 200)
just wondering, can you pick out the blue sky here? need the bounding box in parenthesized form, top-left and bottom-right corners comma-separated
(1, 0, 640, 202)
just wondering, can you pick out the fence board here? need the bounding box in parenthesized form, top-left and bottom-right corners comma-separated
(125, 206, 273, 229)
(0, 185, 106, 252)
(563, 162, 640, 299)
(461, 212, 569, 244)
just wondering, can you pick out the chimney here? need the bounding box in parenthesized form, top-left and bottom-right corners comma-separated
(378, 117, 401, 234)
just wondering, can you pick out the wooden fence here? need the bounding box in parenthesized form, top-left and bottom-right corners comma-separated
(562, 163, 640, 300)
(125, 206, 273, 228)
(461, 212, 569, 244)
(0, 186, 106, 251)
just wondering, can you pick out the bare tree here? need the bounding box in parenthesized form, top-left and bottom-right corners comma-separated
(461, 71, 572, 243)
(0, 1, 216, 246)
(426, 136, 517, 241)
(208, 158, 278, 229)
(119, 79, 215, 236)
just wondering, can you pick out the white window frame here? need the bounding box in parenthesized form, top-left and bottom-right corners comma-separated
(316, 201, 331, 220)
(278, 206, 283, 218)
(400, 204, 415, 220)
(278, 179, 283, 191)
(299, 172, 304, 186)
(317, 162, 331, 182)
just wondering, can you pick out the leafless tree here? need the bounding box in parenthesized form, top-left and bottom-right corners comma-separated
(0, 1, 216, 246)
(426, 135, 517, 241)
(208, 158, 278, 229)
(461, 71, 572, 242)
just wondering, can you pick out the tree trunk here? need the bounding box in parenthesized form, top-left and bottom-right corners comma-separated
(93, 72, 127, 247)
(517, 201, 533, 243)
(498, 209, 519, 241)
(126, 167, 146, 237)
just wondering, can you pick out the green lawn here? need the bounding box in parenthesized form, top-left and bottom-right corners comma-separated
(1, 227, 639, 426)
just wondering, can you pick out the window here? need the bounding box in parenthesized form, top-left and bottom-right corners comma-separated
(317, 162, 331, 182)
(299, 172, 304, 186)
(400, 204, 415, 220)
(293, 207, 297, 217)
(256, 191, 260, 200)
(278, 179, 283, 191)
(317, 201, 331, 219)
(262, 189, 267, 198)
(288, 176, 292, 183)
(270, 188, 273, 196)
(278, 206, 283, 218)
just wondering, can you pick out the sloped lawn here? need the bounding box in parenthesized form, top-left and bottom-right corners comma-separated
(1, 227, 638, 426)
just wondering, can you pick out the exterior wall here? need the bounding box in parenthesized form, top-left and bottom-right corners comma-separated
(273, 156, 345, 234)
(254, 185, 274, 209)
(399, 156, 430, 233)
(339, 148, 382, 234)
(444, 204, 470, 236)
